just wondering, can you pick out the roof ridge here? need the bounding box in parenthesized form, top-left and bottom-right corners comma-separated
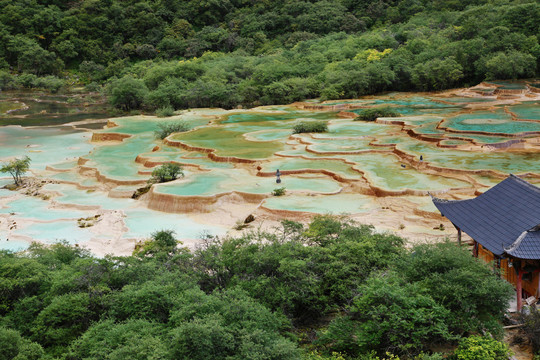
(430, 194, 461, 204)
(509, 174, 540, 195)
(504, 230, 528, 254)
(505, 224, 540, 257)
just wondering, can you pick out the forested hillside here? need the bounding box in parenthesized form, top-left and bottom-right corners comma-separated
(0, 217, 514, 359)
(0, 0, 539, 110)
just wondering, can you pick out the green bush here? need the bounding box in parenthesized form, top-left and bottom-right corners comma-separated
(292, 121, 328, 134)
(0, 326, 44, 360)
(34, 76, 64, 93)
(154, 122, 190, 139)
(84, 82, 101, 92)
(16, 73, 38, 88)
(454, 335, 511, 360)
(0, 71, 16, 90)
(0, 216, 520, 359)
(107, 282, 176, 323)
(354, 107, 400, 121)
(272, 187, 286, 196)
(156, 105, 175, 117)
(108, 75, 148, 111)
(149, 163, 184, 183)
(33, 292, 95, 354)
(168, 288, 299, 360)
(318, 273, 454, 356)
(395, 242, 514, 336)
(133, 230, 186, 262)
(66, 319, 168, 360)
(193, 216, 405, 321)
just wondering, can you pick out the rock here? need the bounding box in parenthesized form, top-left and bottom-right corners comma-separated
(244, 214, 256, 224)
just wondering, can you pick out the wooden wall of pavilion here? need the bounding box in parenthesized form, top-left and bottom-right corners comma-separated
(478, 244, 540, 298)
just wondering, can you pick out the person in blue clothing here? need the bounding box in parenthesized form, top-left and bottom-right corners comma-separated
(276, 169, 281, 183)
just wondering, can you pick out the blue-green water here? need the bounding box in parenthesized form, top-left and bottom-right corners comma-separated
(1, 82, 540, 253)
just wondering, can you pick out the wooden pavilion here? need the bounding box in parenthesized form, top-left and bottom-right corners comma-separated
(432, 174, 540, 311)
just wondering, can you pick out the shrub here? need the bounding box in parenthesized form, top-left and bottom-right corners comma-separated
(133, 230, 182, 261)
(454, 335, 511, 360)
(84, 82, 101, 92)
(193, 216, 405, 321)
(395, 242, 514, 337)
(272, 187, 286, 196)
(168, 288, 299, 360)
(0, 71, 16, 90)
(34, 76, 64, 93)
(0, 326, 44, 360)
(16, 73, 38, 88)
(108, 75, 148, 111)
(154, 122, 190, 139)
(149, 163, 184, 183)
(156, 105, 175, 117)
(354, 107, 400, 121)
(292, 121, 328, 134)
(66, 319, 167, 360)
(33, 292, 94, 353)
(318, 272, 454, 356)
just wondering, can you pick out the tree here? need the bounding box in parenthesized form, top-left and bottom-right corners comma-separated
(0, 71, 16, 90)
(0, 255, 48, 315)
(1, 156, 30, 186)
(66, 319, 168, 360)
(167, 288, 300, 360)
(32, 292, 94, 355)
(411, 57, 463, 91)
(108, 75, 149, 111)
(149, 163, 184, 183)
(482, 51, 536, 80)
(318, 273, 453, 356)
(395, 242, 514, 336)
(133, 230, 189, 262)
(0, 327, 44, 360)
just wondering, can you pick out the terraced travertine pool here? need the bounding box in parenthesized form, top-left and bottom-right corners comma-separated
(1, 81, 540, 254)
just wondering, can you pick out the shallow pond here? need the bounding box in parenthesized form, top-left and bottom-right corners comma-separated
(1, 83, 540, 253)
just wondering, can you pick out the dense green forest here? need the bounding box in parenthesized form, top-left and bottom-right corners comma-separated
(0, 216, 515, 359)
(0, 0, 539, 110)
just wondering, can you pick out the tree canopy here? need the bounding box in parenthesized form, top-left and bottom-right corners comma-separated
(0, 217, 514, 359)
(0, 156, 30, 186)
(0, 0, 538, 108)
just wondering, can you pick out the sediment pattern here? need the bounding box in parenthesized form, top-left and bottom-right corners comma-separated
(42, 81, 540, 216)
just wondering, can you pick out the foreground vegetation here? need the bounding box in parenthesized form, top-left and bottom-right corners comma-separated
(0, 0, 538, 110)
(0, 216, 514, 359)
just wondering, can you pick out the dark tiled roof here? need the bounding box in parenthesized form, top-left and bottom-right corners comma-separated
(506, 231, 540, 259)
(432, 174, 540, 259)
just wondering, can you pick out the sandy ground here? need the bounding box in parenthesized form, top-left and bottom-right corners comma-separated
(505, 327, 535, 360)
